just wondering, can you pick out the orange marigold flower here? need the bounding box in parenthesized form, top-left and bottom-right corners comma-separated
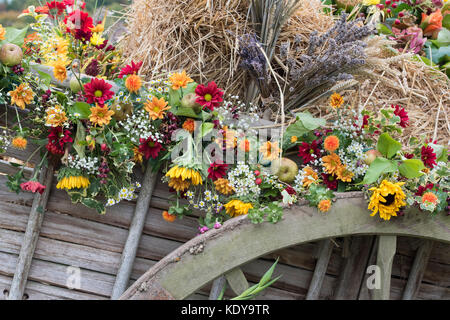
(239, 138, 251, 152)
(330, 92, 344, 109)
(49, 59, 67, 83)
(421, 192, 438, 205)
(162, 210, 176, 222)
(11, 136, 27, 150)
(169, 70, 193, 90)
(259, 141, 280, 161)
(322, 153, 342, 175)
(291, 136, 298, 143)
(182, 118, 196, 133)
(125, 74, 142, 93)
(421, 9, 443, 38)
(89, 104, 114, 126)
(336, 165, 354, 183)
(302, 166, 318, 187)
(318, 199, 332, 212)
(0, 24, 6, 41)
(9, 83, 34, 110)
(144, 96, 170, 121)
(324, 135, 340, 152)
(214, 178, 234, 195)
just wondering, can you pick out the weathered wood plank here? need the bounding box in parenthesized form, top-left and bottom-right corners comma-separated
(373, 236, 397, 300)
(402, 240, 434, 300)
(208, 276, 227, 300)
(225, 267, 249, 296)
(306, 239, 334, 300)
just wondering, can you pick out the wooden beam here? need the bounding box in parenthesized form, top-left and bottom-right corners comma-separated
(373, 235, 397, 300)
(110, 166, 158, 299)
(306, 239, 334, 300)
(334, 236, 374, 299)
(208, 276, 227, 300)
(225, 267, 249, 296)
(7, 163, 54, 300)
(402, 240, 434, 300)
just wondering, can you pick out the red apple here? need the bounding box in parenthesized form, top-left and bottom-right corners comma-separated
(364, 149, 382, 165)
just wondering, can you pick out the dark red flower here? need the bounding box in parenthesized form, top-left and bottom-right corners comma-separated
(46, 127, 73, 155)
(284, 186, 296, 195)
(85, 59, 101, 77)
(138, 137, 163, 160)
(118, 61, 143, 78)
(322, 173, 338, 190)
(298, 140, 321, 165)
(207, 162, 228, 181)
(46, 1, 66, 17)
(361, 114, 369, 129)
(415, 183, 434, 196)
(20, 181, 46, 194)
(421, 145, 437, 168)
(404, 153, 414, 159)
(195, 81, 224, 111)
(392, 104, 409, 128)
(83, 78, 114, 106)
(64, 10, 93, 41)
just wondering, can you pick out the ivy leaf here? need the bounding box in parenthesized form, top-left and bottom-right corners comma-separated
(361, 157, 398, 185)
(398, 159, 425, 179)
(377, 133, 402, 159)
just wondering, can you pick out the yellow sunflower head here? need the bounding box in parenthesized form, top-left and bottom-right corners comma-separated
(368, 180, 406, 221)
(56, 176, 90, 190)
(166, 165, 203, 186)
(224, 199, 253, 217)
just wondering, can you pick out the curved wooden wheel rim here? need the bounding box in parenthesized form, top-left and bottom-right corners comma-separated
(120, 192, 450, 300)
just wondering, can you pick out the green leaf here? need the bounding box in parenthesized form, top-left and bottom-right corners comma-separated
(377, 23, 393, 36)
(443, 16, 450, 30)
(259, 258, 279, 285)
(36, 70, 52, 87)
(398, 159, 425, 179)
(437, 28, 450, 45)
(168, 88, 181, 108)
(284, 112, 325, 146)
(0, 27, 28, 46)
(200, 122, 214, 137)
(377, 133, 402, 159)
(81, 198, 106, 215)
(361, 157, 398, 185)
(170, 106, 201, 119)
(69, 102, 91, 119)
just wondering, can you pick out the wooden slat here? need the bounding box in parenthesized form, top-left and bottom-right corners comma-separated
(208, 276, 227, 300)
(225, 267, 249, 296)
(373, 235, 397, 300)
(306, 239, 334, 300)
(402, 240, 434, 300)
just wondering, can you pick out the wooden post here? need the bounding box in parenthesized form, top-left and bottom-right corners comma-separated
(306, 239, 334, 300)
(373, 235, 396, 300)
(402, 240, 433, 300)
(8, 163, 54, 300)
(111, 166, 158, 299)
(209, 276, 227, 300)
(225, 267, 249, 296)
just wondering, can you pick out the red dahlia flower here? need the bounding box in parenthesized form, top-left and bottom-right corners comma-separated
(20, 181, 46, 194)
(298, 140, 321, 165)
(415, 183, 434, 196)
(392, 104, 409, 128)
(195, 81, 224, 111)
(207, 162, 228, 181)
(46, 1, 66, 17)
(46, 127, 73, 155)
(284, 186, 296, 195)
(118, 61, 143, 79)
(321, 173, 338, 190)
(83, 78, 114, 106)
(421, 145, 437, 168)
(64, 10, 93, 41)
(138, 137, 163, 160)
(404, 153, 414, 159)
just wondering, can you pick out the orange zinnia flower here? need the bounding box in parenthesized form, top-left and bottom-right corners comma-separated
(182, 118, 196, 133)
(9, 83, 34, 110)
(302, 166, 318, 187)
(89, 104, 115, 126)
(318, 199, 331, 212)
(162, 210, 176, 222)
(144, 96, 170, 120)
(169, 70, 193, 90)
(322, 153, 342, 175)
(421, 9, 443, 38)
(421, 192, 438, 205)
(125, 74, 142, 93)
(11, 136, 27, 150)
(324, 135, 340, 152)
(329, 92, 344, 109)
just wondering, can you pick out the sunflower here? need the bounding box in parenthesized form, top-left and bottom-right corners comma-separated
(259, 141, 280, 161)
(368, 180, 406, 221)
(169, 70, 193, 90)
(56, 176, 90, 190)
(214, 178, 234, 195)
(48, 59, 67, 83)
(168, 177, 191, 192)
(144, 96, 170, 121)
(318, 199, 332, 212)
(125, 74, 142, 93)
(302, 166, 318, 187)
(224, 199, 253, 217)
(324, 135, 340, 153)
(89, 104, 115, 126)
(11, 136, 27, 150)
(322, 153, 342, 175)
(336, 165, 354, 182)
(166, 165, 203, 186)
(330, 92, 344, 108)
(9, 83, 34, 110)
(0, 25, 6, 41)
(45, 105, 68, 127)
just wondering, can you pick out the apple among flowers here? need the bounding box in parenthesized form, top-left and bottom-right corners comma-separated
(0, 43, 23, 66)
(270, 157, 299, 183)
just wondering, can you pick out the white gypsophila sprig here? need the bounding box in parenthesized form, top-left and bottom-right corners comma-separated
(338, 140, 369, 178)
(118, 109, 163, 144)
(227, 161, 260, 198)
(67, 155, 99, 175)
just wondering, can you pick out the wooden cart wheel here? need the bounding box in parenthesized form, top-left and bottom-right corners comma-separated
(120, 192, 450, 300)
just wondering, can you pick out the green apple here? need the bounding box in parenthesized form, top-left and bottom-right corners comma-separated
(180, 92, 202, 113)
(0, 43, 23, 67)
(69, 77, 83, 93)
(364, 149, 382, 165)
(270, 157, 299, 183)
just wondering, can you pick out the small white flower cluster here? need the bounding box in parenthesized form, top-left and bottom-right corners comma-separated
(186, 190, 223, 213)
(293, 171, 306, 193)
(339, 141, 369, 178)
(148, 78, 170, 94)
(0, 129, 11, 149)
(106, 182, 141, 207)
(228, 161, 260, 198)
(119, 109, 163, 144)
(68, 155, 99, 175)
(332, 110, 364, 141)
(217, 94, 260, 135)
